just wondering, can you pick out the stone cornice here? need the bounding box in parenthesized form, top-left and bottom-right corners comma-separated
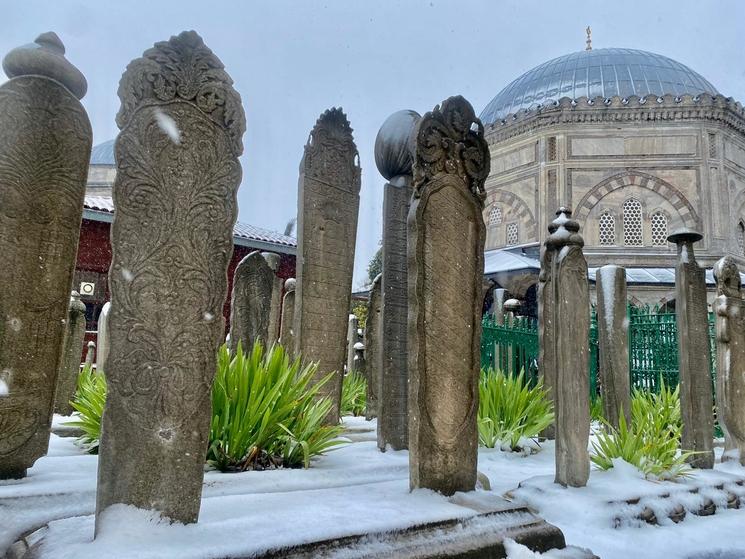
(484, 93, 745, 144)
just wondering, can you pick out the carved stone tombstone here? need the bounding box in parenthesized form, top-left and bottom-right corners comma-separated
(0, 33, 92, 479)
(492, 288, 506, 325)
(595, 265, 631, 429)
(279, 278, 296, 355)
(668, 229, 714, 469)
(84, 341, 95, 368)
(262, 251, 282, 345)
(96, 301, 111, 372)
(229, 251, 274, 353)
(365, 274, 382, 420)
(346, 314, 359, 373)
(713, 256, 745, 465)
(375, 109, 421, 451)
(408, 96, 488, 494)
(96, 31, 245, 527)
(295, 108, 361, 423)
(539, 208, 590, 487)
(54, 292, 87, 415)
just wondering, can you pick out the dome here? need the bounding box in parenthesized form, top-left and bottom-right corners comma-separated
(480, 48, 719, 124)
(90, 139, 115, 165)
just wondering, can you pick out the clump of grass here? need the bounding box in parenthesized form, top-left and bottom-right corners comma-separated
(590, 395, 604, 423)
(340, 371, 367, 417)
(477, 369, 554, 451)
(591, 380, 692, 479)
(66, 364, 106, 454)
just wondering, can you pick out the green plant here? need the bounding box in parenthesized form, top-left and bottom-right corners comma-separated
(590, 395, 604, 422)
(351, 302, 368, 330)
(340, 371, 367, 417)
(477, 369, 554, 451)
(591, 381, 692, 479)
(208, 342, 345, 471)
(66, 364, 106, 454)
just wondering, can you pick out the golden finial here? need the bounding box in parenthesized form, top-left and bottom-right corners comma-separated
(585, 26, 592, 51)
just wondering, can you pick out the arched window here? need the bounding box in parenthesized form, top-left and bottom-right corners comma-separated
(488, 205, 503, 226)
(623, 198, 643, 246)
(738, 221, 745, 256)
(650, 211, 668, 246)
(506, 222, 519, 246)
(598, 211, 616, 246)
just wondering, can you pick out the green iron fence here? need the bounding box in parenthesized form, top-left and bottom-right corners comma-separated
(481, 305, 716, 394)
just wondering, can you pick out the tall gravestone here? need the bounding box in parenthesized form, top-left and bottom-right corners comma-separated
(539, 208, 590, 487)
(492, 288, 506, 325)
(595, 265, 631, 429)
(96, 301, 111, 372)
(262, 251, 282, 345)
(54, 292, 87, 415)
(713, 256, 745, 465)
(0, 33, 91, 479)
(346, 315, 359, 372)
(408, 96, 488, 494)
(365, 274, 382, 420)
(96, 31, 245, 527)
(668, 229, 714, 469)
(229, 251, 274, 353)
(279, 278, 296, 355)
(374, 109, 420, 451)
(295, 108, 361, 423)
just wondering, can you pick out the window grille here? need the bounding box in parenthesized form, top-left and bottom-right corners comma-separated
(506, 222, 519, 246)
(623, 199, 643, 246)
(739, 222, 745, 256)
(598, 212, 616, 246)
(488, 205, 503, 226)
(708, 133, 717, 159)
(650, 212, 668, 246)
(547, 137, 557, 161)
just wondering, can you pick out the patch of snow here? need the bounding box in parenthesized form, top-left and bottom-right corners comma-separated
(0, 378, 7, 396)
(153, 108, 181, 144)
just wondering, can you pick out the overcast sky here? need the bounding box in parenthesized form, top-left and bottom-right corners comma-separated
(2, 0, 744, 286)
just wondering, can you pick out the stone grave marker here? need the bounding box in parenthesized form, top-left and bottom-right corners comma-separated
(96, 301, 111, 372)
(54, 291, 87, 415)
(280, 278, 296, 356)
(365, 274, 382, 420)
(261, 251, 282, 345)
(346, 314, 359, 372)
(229, 251, 274, 353)
(95, 30, 245, 527)
(0, 32, 92, 479)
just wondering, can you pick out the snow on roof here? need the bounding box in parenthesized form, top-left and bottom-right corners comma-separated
(83, 195, 296, 252)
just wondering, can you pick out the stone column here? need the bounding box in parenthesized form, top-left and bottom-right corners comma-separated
(96, 31, 245, 528)
(229, 251, 274, 353)
(713, 256, 745, 465)
(262, 251, 282, 345)
(279, 278, 296, 356)
(294, 108, 360, 424)
(595, 265, 631, 430)
(375, 109, 421, 451)
(365, 274, 382, 420)
(408, 96, 488, 495)
(54, 292, 87, 415)
(96, 301, 111, 372)
(539, 208, 590, 488)
(668, 229, 714, 469)
(0, 33, 91, 479)
(346, 314, 359, 372)
(503, 299, 521, 376)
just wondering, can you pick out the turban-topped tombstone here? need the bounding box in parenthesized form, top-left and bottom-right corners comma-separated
(0, 33, 92, 479)
(54, 291, 88, 416)
(95, 30, 245, 528)
(374, 109, 420, 451)
(408, 96, 489, 494)
(279, 278, 296, 356)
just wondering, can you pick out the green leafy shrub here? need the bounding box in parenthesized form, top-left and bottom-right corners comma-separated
(590, 395, 604, 423)
(591, 381, 691, 479)
(208, 342, 345, 470)
(66, 364, 106, 454)
(340, 371, 366, 417)
(477, 369, 554, 451)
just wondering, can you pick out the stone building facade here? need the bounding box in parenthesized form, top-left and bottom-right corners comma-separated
(479, 47, 745, 306)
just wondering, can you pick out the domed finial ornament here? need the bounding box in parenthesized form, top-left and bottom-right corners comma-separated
(2, 32, 87, 99)
(284, 277, 296, 292)
(546, 207, 584, 251)
(374, 109, 421, 182)
(585, 26, 592, 51)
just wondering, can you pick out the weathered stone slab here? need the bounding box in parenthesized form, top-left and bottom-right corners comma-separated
(713, 256, 745, 465)
(0, 33, 91, 479)
(668, 229, 714, 469)
(408, 97, 489, 494)
(492, 288, 506, 325)
(96, 30, 245, 527)
(54, 292, 87, 415)
(365, 274, 382, 420)
(95, 301, 111, 372)
(295, 108, 361, 423)
(375, 109, 420, 451)
(84, 341, 95, 368)
(279, 278, 296, 355)
(262, 252, 282, 345)
(539, 208, 590, 487)
(229, 251, 274, 353)
(346, 315, 359, 373)
(595, 265, 631, 429)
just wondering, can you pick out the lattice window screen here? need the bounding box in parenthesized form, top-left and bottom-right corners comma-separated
(650, 212, 668, 246)
(506, 222, 519, 246)
(623, 199, 643, 246)
(739, 222, 745, 256)
(708, 133, 717, 159)
(488, 205, 503, 226)
(598, 212, 616, 246)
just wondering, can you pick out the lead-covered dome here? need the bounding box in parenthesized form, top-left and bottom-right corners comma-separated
(480, 48, 719, 124)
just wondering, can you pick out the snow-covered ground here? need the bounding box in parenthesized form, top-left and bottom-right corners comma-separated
(1, 416, 745, 559)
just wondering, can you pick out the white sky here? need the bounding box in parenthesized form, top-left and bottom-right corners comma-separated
(1, 0, 744, 285)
